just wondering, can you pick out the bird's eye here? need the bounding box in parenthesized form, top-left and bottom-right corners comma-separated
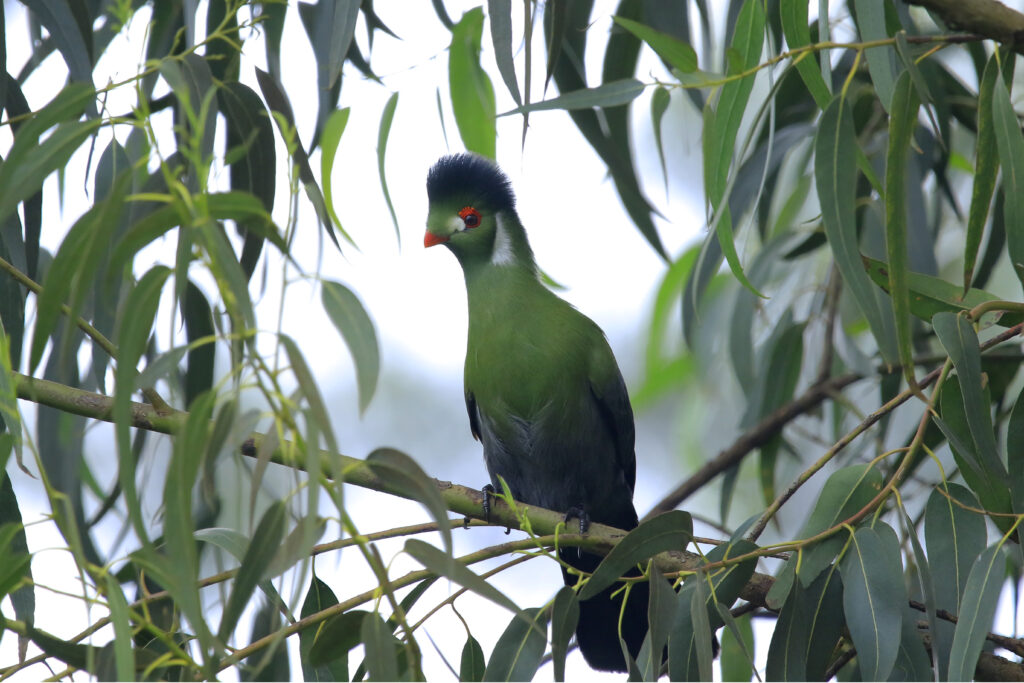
(459, 207, 481, 229)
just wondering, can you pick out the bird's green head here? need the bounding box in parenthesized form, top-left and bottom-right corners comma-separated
(424, 154, 534, 269)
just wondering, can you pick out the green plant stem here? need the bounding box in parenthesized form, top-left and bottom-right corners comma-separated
(746, 321, 1023, 541)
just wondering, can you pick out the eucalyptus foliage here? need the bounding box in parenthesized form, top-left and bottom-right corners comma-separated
(1, 0, 1023, 681)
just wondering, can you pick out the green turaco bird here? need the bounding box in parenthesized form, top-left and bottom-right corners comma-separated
(424, 153, 648, 672)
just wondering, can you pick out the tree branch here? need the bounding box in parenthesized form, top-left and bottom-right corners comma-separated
(643, 372, 860, 520)
(904, 0, 1024, 54)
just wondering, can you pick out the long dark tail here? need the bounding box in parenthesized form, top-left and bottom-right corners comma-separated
(558, 526, 649, 673)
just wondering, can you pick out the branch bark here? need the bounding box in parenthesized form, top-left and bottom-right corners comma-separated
(904, 0, 1024, 54)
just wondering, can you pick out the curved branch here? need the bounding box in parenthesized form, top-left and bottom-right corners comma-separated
(903, 0, 1024, 54)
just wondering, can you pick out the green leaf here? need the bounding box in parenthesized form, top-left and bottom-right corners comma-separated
(948, 543, 1006, 681)
(301, 576, 347, 680)
(253, 67, 343, 250)
(885, 69, 922, 390)
(404, 539, 524, 617)
(487, 0, 521, 105)
(814, 96, 896, 364)
(898, 504, 940, 678)
(933, 312, 1004, 476)
(719, 611, 754, 682)
(965, 55, 1001, 292)
(924, 483, 986, 679)
(550, 586, 578, 682)
(310, 610, 367, 668)
(29, 170, 131, 373)
(990, 65, 1024, 290)
(853, 0, 897, 111)
(702, 0, 766, 298)
(766, 566, 844, 681)
(862, 255, 1022, 327)
(113, 265, 171, 547)
(320, 280, 379, 414)
(966, 56, 999, 294)
(579, 510, 692, 600)
(360, 612, 400, 682)
(639, 564, 676, 681)
(666, 538, 759, 680)
(0, 333, 22, 471)
(217, 501, 286, 642)
(449, 8, 496, 158)
(161, 389, 218, 651)
(612, 16, 697, 72)
(501, 77, 645, 117)
(481, 607, 549, 682)
(459, 634, 486, 682)
(366, 448, 451, 551)
(280, 334, 338, 455)
(779, 0, 830, 107)
(840, 525, 905, 681)
(766, 464, 885, 608)
(650, 86, 671, 195)
(183, 281, 215, 405)
(103, 574, 135, 681)
(320, 107, 352, 243)
(376, 92, 400, 245)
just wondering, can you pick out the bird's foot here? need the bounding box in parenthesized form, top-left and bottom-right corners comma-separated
(563, 506, 589, 560)
(563, 505, 590, 535)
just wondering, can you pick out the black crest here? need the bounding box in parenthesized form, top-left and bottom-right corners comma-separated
(427, 153, 516, 212)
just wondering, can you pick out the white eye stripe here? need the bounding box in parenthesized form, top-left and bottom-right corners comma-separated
(446, 215, 464, 233)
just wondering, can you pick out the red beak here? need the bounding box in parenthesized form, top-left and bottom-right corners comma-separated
(424, 231, 448, 248)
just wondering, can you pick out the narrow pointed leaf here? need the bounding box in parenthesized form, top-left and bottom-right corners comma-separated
(366, 448, 451, 551)
(449, 8, 496, 158)
(815, 97, 896, 364)
(965, 55, 1001, 292)
(376, 92, 400, 244)
(321, 280, 379, 414)
(579, 510, 692, 600)
(320, 107, 352, 244)
(948, 543, 1006, 681)
(853, 0, 896, 111)
(217, 501, 286, 641)
(103, 574, 135, 681)
(550, 586, 578, 681)
(862, 255, 1022, 327)
(779, 0, 830, 106)
(488, 0, 520, 105)
(932, 312, 1004, 475)
(501, 78, 644, 117)
(612, 16, 697, 73)
(991, 70, 1024, 290)
(301, 576, 348, 679)
(360, 613, 400, 682)
(460, 635, 486, 682)
(481, 607, 549, 682)
(404, 539, 523, 616)
(254, 67, 342, 249)
(840, 525, 905, 681)
(885, 70, 922, 390)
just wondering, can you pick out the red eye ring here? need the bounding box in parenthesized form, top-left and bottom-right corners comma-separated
(458, 206, 481, 229)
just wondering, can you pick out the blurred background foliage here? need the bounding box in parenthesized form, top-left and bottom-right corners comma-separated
(0, 0, 1023, 680)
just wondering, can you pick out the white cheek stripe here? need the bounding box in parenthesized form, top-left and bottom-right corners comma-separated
(491, 213, 516, 265)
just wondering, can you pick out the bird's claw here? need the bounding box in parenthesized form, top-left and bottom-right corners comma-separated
(481, 484, 496, 523)
(564, 505, 590, 535)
